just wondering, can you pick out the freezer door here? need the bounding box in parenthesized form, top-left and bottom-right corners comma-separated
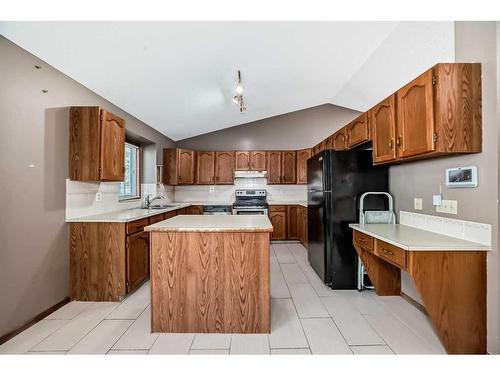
(307, 189, 326, 282)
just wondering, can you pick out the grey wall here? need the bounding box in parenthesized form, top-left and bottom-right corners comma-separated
(176, 104, 360, 150)
(389, 22, 499, 353)
(0, 36, 175, 337)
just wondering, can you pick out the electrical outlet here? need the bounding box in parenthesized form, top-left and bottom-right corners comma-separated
(414, 198, 423, 210)
(95, 192, 102, 202)
(436, 199, 458, 214)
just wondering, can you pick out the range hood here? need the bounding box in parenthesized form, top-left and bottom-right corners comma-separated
(234, 170, 268, 179)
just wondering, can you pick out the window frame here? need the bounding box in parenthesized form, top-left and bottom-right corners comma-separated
(119, 141, 141, 201)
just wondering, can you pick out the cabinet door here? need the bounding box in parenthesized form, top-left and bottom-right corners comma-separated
(196, 151, 215, 184)
(347, 113, 369, 148)
(235, 151, 250, 170)
(250, 151, 267, 171)
(370, 95, 397, 163)
(296, 149, 311, 184)
(267, 151, 282, 184)
(126, 231, 149, 293)
(332, 129, 347, 151)
(99, 110, 125, 181)
(269, 210, 286, 240)
(185, 205, 203, 215)
(297, 207, 304, 243)
(396, 70, 435, 158)
(303, 212, 308, 247)
(323, 136, 333, 150)
(286, 206, 299, 240)
(177, 149, 195, 185)
(281, 151, 296, 184)
(215, 151, 234, 184)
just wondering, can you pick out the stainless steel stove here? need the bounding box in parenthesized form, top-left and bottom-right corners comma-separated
(232, 189, 268, 215)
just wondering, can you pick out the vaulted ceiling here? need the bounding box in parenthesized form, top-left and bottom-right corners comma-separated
(0, 22, 455, 140)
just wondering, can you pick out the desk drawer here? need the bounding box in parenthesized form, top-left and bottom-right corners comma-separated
(354, 230, 374, 252)
(127, 217, 150, 235)
(376, 239, 406, 268)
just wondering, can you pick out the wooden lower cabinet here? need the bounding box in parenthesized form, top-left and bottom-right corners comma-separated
(70, 211, 182, 301)
(126, 231, 149, 293)
(269, 205, 307, 245)
(177, 205, 203, 215)
(286, 205, 299, 240)
(268, 206, 286, 240)
(297, 205, 308, 247)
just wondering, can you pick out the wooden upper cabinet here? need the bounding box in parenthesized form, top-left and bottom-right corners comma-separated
(332, 129, 347, 151)
(163, 148, 195, 185)
(196, 151, 215, 184)
(396, 69, 436, 158)
(323, 136, 333, 150)
(281, 151, 297, 184)
(215, 151, 234, 184)
(296, 148, 311, 184)
(250, 151, 267, 170)
(347, 112, 370, 148)
(267, 151, 282, 184)
(235, 151, 251, 170)
(177, 149, 196, 184)
(70, 106, 125, 181)
(370, 94, 397, 164)
(235, 151, 266, 171)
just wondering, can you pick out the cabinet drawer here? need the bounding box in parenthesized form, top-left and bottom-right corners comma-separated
(376, 239, 406, 268)
(149, 214, 165, 225)
(164, 211, 177, 220)
(127, 217, 150, 235)
(269, 205, 286, 212)
(354, 230, 374, 252)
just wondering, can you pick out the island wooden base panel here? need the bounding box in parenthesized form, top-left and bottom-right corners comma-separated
(355, 243, 486, 354)
(150, 231, 270, 333)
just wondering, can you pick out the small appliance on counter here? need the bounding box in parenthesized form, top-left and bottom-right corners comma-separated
(232, 189, 268, 215)
(307, 150, 389, 289)
(203, 205, 232, 215)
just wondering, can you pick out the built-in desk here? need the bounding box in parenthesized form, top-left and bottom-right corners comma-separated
(349, 224, 490, 354)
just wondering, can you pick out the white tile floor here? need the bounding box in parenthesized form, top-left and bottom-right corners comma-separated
(0, 242, 446, 355)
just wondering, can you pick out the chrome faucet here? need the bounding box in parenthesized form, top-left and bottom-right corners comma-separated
(144, 194, 165, 208)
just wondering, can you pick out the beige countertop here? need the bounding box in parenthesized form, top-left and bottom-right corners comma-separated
(145, 215, 273, 233)
(66, 203, 192, 223)
(268, 201, 307, 207)
(349, 224, 490, 251)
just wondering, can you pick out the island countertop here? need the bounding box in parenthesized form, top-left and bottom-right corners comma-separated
(145, 214, 273, 233)
(349, 223, 490, 251)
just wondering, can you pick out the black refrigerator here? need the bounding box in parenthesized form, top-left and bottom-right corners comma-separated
(307, 150, 388, 289)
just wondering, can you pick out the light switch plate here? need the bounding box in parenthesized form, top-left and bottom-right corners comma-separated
(436, 199, 458, 215)
(414, 198, 423, 210)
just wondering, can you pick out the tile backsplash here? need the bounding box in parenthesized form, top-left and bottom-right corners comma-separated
(399, 211, 492, 246)
(173, 177, 307, 203)
(66, 178, 306, 219)
(66, 180, 174, 219)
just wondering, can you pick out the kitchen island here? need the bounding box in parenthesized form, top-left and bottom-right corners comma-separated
(145, 215, 273, 334)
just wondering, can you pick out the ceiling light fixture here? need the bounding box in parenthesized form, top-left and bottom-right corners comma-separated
(233, 70, 246, 113)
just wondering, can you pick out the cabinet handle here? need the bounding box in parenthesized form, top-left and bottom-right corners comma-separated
(358, 238, 367, 243)
(389, 139, 394, 149)
(382, 248, 394, 256)
(396, 137, 401, 147)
